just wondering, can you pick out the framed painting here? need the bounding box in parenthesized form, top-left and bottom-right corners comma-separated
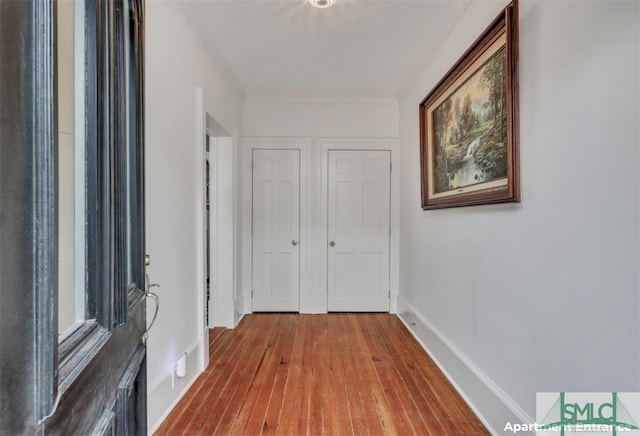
(420, 1, 520, 210)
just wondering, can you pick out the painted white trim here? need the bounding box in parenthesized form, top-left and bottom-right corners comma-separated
(195, 87, 208, 372)
(196, 87, 240, 350)
(214, 136, 235, 327)
(318, 138, 400, 314)
(232, 130, 243, 325)
(234, 313, 245, 326)
(396, 295, 534, 435)
(206, 146, 219, 329)
(198, 106, 242, 328)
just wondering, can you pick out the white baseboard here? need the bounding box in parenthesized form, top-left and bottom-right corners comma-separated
(235, 312, 245, 327)
(147, 339, 204, 434)
(396, 295, 533, 435)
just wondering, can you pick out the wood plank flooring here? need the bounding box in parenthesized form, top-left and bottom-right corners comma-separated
(155, 314, 488, 435)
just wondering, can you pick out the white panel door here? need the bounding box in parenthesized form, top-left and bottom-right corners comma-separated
(252, 149, 300, 312)
(328, 150, 391, 312)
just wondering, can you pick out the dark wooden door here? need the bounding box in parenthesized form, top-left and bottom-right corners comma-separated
(0, 0, 147, 434)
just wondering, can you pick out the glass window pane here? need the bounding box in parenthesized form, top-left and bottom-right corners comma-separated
(58, 0, 86, 341)
(124, 0, 133, 287)
(125, 0, 144, 302)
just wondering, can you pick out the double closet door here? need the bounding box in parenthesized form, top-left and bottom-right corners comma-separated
(251, 148, 391, 313)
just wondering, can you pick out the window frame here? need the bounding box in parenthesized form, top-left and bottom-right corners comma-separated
(0, 0, 145, 428)
(51, 0, 146, 411)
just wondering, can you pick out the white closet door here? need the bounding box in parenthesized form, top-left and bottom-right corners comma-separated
(252, 149, 300, 312)
(328, 150, 391, 312)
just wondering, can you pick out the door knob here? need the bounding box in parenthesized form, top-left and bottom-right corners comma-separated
(329, 241, 335, 247)
(145, 254, 151, 266)
(292, 240, 298, 246)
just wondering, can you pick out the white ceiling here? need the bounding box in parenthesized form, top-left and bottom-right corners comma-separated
(183, 0, 472, 99)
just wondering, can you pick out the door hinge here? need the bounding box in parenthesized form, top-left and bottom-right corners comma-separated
(389, 290, 391, 298)
(390, 162, 392, 172)
(251, 290, 254, 298)
(389, 226, 391, 236)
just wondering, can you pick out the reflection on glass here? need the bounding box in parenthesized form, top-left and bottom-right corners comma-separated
(124, 0, 142, 299)
(124, 1, 133, 286)
(58, 0, 86, 341)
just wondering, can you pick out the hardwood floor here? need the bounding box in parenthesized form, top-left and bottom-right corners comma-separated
(155, 314, 488, 435)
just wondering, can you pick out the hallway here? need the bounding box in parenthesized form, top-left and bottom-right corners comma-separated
(155, 314, 488, 435)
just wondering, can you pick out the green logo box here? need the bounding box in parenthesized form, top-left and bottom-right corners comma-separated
(536, 392, 640, 436)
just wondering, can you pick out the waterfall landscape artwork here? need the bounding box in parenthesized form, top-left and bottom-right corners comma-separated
(419, 0, 520, 209)
(432, 48, 506, 194)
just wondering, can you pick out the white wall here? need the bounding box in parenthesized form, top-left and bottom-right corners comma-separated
(398, 0, 640, 433)
(145, 2, 244, 432)
(243, 99, 400, 313)
(244, 99, 399, 139)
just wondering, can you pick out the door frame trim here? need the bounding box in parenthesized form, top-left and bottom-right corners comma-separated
(195, 87, 239, 373)
(318, 139, 400, 314)
(0, 2, 57, 427)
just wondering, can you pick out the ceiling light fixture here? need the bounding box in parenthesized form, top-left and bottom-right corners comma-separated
(308, 0, 336, 9)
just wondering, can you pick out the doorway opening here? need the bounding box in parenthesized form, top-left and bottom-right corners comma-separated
(196, 89, 238, 372)
(205, 134, 214, 326)
(203, 114, 234, 329)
